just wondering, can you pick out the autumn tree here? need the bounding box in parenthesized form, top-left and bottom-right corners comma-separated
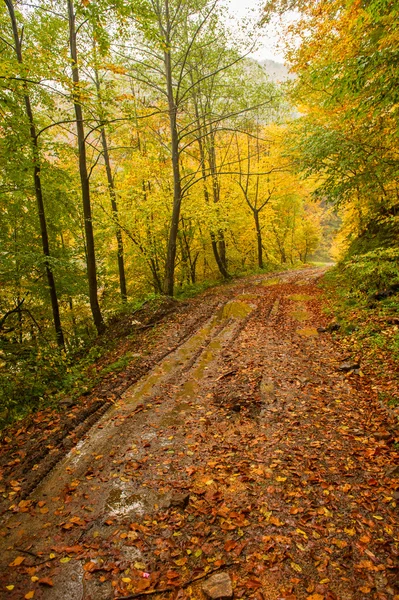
(2, 0, 65, 347)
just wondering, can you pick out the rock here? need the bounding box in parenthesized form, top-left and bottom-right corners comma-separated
(59, 397, 74, 407)
(385, 465, 399, 478)
(164, 492, 190, 510)
(338, 361, 360, 372)
(202, 573, 233, 599)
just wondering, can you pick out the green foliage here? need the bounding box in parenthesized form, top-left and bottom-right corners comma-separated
(343, 248, 399, 294)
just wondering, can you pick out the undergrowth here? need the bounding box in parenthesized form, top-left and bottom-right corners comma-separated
(322, 257, 399, 413)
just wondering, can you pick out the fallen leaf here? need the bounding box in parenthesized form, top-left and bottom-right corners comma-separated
(9, 556, 25, 567)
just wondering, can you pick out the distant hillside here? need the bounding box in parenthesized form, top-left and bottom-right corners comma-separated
(259, 59, 293, 83)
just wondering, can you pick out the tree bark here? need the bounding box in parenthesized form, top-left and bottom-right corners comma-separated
(68, 0, 105, 334)
(163, 38, 182, 297)
(93, 64, 127, 302)
(161, 0, 182, 297)
(5, 0, 65, 349)
(100, 127, 127, 302)
(191, 94, 230, 279)
(253, 209, 263, 269)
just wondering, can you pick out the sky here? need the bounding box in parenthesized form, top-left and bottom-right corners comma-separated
(226, 0, 289, 63)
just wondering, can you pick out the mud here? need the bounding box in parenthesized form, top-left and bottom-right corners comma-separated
(0, 267, 398, 600)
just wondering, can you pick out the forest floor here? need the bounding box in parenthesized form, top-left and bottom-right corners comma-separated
(0, 267, 398, 600)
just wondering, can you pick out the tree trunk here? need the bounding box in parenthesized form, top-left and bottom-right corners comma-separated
(100, 127, 127, 302)
(5, 0, 65, 349)
(209, 129, 229, 273)
(93, 64, 127, 302)
(68, 0, 105, 334)
(163, 32, 181, 296)
(253, 210, 263, 269)
(191, 94, 230, 280)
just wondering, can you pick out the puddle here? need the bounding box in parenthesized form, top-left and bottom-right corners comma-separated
(297, 327, 318, 338)
(261, 278, 281, 286)
(288, 294, 312, 302)
(161, 401, 192, 426)
(289, 307, 310, 322)
(176, 380, 198, 400)
(270, 298, 280, 316)
(215, 300, 253, 321)
(106, 487, 147, 518)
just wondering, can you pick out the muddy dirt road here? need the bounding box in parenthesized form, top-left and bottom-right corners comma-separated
(1, 268, 398, 600)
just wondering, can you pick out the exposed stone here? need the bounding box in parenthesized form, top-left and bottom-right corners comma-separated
(338, 361, 360, 372)
(202, 573, 233, 599)
(59, 397, 74, 407)
(163, 492, 190, 510)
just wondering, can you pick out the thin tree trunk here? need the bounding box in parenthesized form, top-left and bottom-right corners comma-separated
(68, 0, 105, 334)
(209, 129, 228, 271)
(100, 128, 127, 301)
(253, 209, 263, 269)
(163, 13, 181, 297)
(93, 64, 127, 302)
(5, 0, 65, 349)
(192, 94, 230, 279)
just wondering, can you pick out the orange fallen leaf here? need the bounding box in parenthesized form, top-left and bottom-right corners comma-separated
(224, 540, 237, 552)
(9, 556, 25, 567)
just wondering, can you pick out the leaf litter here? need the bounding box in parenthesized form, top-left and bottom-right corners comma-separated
(0, 267, 398, 600)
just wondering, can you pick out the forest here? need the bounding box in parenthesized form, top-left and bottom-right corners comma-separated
(0, 1, 398, 599)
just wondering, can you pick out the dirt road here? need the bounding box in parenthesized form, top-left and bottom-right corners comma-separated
(1, 268, 398, 600)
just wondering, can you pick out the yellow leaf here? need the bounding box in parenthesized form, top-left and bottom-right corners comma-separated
(276, 476, 287, 482)
(332, 538, 348, 549)
(344, 527, 356, 536)
(122, 578, 131, 583)
(290, 561, 302, 573)
(373, 515, 383, 521)
(31, 576, 39, 582)
(384, 525, 393, 535)
(25, 593, 35, 599)
(60, 557, 71, 563)
(296, 528, 308, 539)
(134, 562, 146, 570)
(6, 585, 14, 591)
